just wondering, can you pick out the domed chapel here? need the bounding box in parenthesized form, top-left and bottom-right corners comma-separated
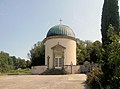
(43, 24, 76, 69)
(32, 21, 93, 74)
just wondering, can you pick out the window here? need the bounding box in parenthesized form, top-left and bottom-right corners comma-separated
(55, 57, 62, 68)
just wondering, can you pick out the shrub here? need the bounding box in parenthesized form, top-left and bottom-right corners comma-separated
(87, 68, 103, 89)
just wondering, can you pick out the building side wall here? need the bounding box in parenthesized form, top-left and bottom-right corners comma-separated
(44, 37, 76, 69)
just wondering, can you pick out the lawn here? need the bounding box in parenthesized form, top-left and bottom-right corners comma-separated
(0, 68, 31, 76)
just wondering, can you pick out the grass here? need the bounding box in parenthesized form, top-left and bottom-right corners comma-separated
(0, 68, 31, 76)
(0, 73, 7, 76)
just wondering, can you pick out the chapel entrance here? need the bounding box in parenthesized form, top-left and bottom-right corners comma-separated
(51, 43, 66, 69)
(55, 57, 62, 68)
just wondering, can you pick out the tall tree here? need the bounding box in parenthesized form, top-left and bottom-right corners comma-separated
(101, 26, 120, 89)
(101, 0, 119, 45)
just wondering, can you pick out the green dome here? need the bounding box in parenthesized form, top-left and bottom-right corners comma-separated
(47, 24, 75, 38)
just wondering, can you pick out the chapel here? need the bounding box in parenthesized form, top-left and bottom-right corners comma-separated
(43, 24, 76, 69)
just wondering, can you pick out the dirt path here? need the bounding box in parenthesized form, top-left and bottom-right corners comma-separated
(0, 74, 89, 89)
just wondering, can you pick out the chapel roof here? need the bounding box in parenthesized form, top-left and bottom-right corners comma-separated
(46, 24, 75, 38)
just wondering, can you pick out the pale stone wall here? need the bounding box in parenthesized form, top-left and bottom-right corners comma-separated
(44, 37, 76, 69)
(31, 63, 99, 75)
(32, 65, 80, 74)
(64, 65, 80, 74)
(31, 66, 47, 74)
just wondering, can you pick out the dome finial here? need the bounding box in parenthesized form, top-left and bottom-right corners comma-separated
(59, 18, 62, 24)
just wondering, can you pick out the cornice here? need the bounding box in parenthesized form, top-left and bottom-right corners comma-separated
(43, 36, 76, 43)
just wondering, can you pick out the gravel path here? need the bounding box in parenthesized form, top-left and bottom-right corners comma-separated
(0, 74, 89, 89)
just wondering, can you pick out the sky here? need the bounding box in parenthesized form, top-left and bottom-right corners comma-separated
(0, 0, 119, 59)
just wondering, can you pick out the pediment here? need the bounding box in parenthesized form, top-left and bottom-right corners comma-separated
(51, 43, 66, 50)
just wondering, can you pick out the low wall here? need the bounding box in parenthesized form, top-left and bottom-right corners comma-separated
(31, 64, 95, 74)
(64, 65, 81, 74)
(31, 66, 47, 74)
(31, 65, 81, 74)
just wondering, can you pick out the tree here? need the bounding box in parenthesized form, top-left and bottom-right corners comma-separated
(76, 39, 102, 64)
(101, 26, 120, 88)
(90, 41, 102, 63)
(0, 52, 14, 72)
(101, 1, 120, 87)
(29, 41, 45, 66)
(101, 0, 119, 45)
(18, 58, 26, 69)
(87, 27, 120, 89)
(85, 40, 93, 62)
(0, 51, 31, 73)
(26, 60, 31, 68)
(76, 39, 86, 64)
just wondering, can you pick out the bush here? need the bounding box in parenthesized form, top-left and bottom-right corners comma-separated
(87, 68, 103, 89)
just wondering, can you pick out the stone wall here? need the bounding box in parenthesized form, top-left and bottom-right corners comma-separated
(31, 65, 81, 74)
(31, 64, 98, 74)
(64, 65, 81, 74)
(31, 66, 47, 74)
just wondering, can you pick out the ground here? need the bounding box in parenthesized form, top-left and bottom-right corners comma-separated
(0, 74, 89, 89)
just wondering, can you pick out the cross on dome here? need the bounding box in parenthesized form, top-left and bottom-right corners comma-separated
(59, 18, 62, 24)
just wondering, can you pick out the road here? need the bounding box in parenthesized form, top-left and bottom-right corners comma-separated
(0, 74, 89, 89)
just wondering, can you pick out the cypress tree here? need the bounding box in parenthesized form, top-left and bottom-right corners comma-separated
(101, 1, 120, 88)
(101, 0, 119, 45)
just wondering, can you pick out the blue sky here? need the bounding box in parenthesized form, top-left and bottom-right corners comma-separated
(0, 0, 119, 59)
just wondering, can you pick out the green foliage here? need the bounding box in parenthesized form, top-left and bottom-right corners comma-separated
(87, 26, 120, 89)
(90, 41, 102, 63)
(101, 0, 119, 45)
(76, 39, 86, 64)
(0, 51, 31, 73)
(76, 39, 102, 64)
(85, 40, 93, 62)
(29, 41, 45, 66)
(0, 52, 13, 73)
(100, 1, 120, 87)
(87, 68, 103, 89)
(101, 27, 120, 89)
